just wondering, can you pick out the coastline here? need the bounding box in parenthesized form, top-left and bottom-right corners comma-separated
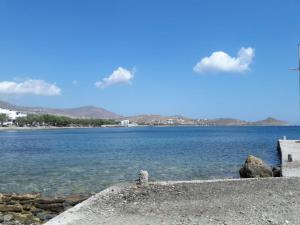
(0, 126, 104, 131)
(0, 124, 294, 131)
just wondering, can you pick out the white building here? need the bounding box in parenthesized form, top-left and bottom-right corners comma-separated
(120, 120, 130, 127)
(167, 119, 174, 125)
(0, 108, 27, 122)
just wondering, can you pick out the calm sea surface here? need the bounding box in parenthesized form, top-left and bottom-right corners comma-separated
(0, 126, 299, 196)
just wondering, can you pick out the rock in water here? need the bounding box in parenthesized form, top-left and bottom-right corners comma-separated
(64, 194, 89, 206)
(0, 204, 23, 212)
(239, 155, 273, 178)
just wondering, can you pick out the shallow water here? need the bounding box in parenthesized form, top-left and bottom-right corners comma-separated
(0, 126, 298, 196)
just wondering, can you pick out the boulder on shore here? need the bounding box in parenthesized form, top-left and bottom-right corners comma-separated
(239, 155, 273, 178)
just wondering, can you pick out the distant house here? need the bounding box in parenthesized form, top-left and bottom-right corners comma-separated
(0, 108, 27, 125)
(120, 120, 130, 127)
(167, 119, 174, 125)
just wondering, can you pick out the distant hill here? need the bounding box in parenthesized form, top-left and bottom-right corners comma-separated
(249, 117, 288, 126)
(208, 117, 287, 126)
(126, 114, 288, 126)
(209, 118, 247, 126)
(0, 101, 121, 119)
(124, 114, 190, 123)
(0, 100, 288, 125)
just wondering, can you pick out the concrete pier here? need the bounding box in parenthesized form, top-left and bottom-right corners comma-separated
(278, 139, 300, 177)
(45, 178, 300, 225)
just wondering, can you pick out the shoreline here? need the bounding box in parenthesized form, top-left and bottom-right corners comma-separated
(0, 124, 295, 131)
(0, 126, 110, 131)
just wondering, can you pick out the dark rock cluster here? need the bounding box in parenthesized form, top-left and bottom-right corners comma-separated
(0, 193, 90, 225)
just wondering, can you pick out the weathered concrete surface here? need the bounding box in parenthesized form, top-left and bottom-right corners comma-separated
(278, 139, 300, 177)
(45, 178, 300, 225)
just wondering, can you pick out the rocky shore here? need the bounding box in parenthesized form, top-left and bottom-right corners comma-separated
(0, 193, 90, 225)
(0, 155, 286, 225)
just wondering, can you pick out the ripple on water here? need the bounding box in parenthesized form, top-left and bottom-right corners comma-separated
(0, 126, 296, 196)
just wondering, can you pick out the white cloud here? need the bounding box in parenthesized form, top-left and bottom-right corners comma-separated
(0, 79, 61, 96)
(95, 67, 135, 88)
(193, 47, 255, 74)
(72, 80, 78, 85)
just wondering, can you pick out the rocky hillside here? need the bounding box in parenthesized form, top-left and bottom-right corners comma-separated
(0, 101, 288, 125)
(0, 101, 121, 119)
(249, 117, 287, 126)
(126, 115, 288, 126)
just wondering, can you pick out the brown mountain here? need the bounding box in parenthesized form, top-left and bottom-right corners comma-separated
(249, 117, 288, 126)
(0, 101, 121, 119)
(0, 101, 288, 125)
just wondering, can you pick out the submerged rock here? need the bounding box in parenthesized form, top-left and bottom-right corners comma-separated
(11, 193, 41, 201)
(35, 203, 64, 213)
(64, 194, 89, 206)
(0, 204, 23, 212)
(239, 155, 273, 178)
(35, 198, 64, 204)
(35, 211, 56, 221)
(0, 192, 92, 224)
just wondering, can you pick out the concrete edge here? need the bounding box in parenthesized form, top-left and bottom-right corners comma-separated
(278, 139, 300, 143)
(45, 177, 292, 225)
(44, 183, 134, 225)
(149, 177, 289, 185)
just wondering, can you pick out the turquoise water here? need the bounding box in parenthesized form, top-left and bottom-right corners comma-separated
(0, 126, 299, 196)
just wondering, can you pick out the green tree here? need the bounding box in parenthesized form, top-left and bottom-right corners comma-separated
(0, 113, 8, 126)
(15, 113, 118, 127)
(16, 116, 27, 126)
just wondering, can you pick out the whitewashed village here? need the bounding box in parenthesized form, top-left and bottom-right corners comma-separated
(0, 106, 137, 128)
(0, 108, 27, 126)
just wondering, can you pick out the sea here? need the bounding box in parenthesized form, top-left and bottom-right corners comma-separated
(0, 126, 299, 196)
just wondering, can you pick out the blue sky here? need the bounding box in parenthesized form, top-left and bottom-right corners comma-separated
(0, 0, 300, 122)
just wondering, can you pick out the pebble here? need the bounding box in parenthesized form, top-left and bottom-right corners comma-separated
(3, 214, 13, 222)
